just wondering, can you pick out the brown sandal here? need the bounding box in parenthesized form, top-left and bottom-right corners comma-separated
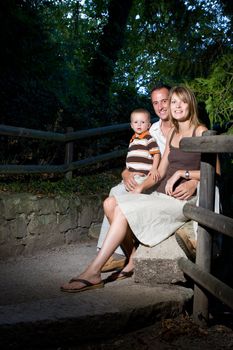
(60, 278, 104, 293)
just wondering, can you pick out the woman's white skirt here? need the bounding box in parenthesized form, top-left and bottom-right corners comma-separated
(115, 191, 196, 247)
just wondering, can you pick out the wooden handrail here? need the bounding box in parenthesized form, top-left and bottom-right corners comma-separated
(179, 130, 233, 326)
(180, 134, 233, 153)
(0, 122, 131, 141)
(178, 258, 233, 311)
(183, 203, 233, 239)
(0, 121, 136, 176)
(0, 149, 127, 174)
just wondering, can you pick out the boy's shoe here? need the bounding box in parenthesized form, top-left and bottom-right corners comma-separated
(101, 256, 126, 273)
(175, 231, 196, 261)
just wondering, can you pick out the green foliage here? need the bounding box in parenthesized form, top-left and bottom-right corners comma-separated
(115, 0, 232, 93)
(0, 170, 122, 197)
(189, 54, 233, 127)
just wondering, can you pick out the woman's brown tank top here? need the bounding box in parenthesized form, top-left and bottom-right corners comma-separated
(155, 128, 201, 194)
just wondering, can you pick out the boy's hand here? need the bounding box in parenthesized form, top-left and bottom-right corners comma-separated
(148, 169, 160, 181)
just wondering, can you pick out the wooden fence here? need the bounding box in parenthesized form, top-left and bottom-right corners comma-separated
(0, 123, 133, 178)
(179, 130, 233, 326)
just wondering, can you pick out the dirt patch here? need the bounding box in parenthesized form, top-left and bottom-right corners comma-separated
(79, 313, 233, 350)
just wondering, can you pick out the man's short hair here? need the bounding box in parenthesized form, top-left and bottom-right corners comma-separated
(150, 83, 171, 95)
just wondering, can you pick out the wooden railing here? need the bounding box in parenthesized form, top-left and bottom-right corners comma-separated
(0, 122, 133, 179)
(178, 130, 233, 326)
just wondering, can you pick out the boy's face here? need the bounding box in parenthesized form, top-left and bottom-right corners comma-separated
(130, 112, 151, 135)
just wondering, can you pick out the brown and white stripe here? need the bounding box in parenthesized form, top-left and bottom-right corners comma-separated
(126, 131, 160, 175)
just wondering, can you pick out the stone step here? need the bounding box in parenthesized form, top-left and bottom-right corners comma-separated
(134, 221, 195, 285)
(0, 241, 194, 349)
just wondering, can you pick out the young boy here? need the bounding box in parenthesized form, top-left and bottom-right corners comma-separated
(97, 108, 161, 269)
(126, 108, 160, 184)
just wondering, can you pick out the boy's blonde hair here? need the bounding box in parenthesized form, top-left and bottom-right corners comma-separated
(168, 86, 201, 132)
(130, 108, 151, 122)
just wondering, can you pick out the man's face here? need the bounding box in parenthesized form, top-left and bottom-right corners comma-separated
(151, 88, 169, 121)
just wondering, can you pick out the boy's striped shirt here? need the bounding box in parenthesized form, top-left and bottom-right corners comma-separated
(126, 131, 160, 175)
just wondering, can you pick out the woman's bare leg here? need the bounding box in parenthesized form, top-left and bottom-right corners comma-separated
(121, 245, 137, 272)
(104, 196, 135, 259)
(102, 196, 137, 280)
(61, 202, 132, 291)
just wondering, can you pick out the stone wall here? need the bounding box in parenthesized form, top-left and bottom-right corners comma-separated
(0, 193, 104, 259)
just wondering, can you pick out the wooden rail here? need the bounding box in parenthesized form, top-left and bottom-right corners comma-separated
(0, 122, 133, 178)
(179, 130, 233, 326)
(0, 123, 131, 141)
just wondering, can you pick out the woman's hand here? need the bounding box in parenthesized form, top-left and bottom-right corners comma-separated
(173, 180, 198, 200)
(165, 171, 182, 196)
(165, 169, 199, 200)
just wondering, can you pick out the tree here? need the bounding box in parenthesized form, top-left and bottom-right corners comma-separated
(190, 53, 233, 127)
(114, 0, 232, 94)
(85, 0, 133, 124)
(0, 0, 63, 129)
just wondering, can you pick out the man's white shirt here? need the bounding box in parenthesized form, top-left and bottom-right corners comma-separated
(149, 120, 166, 156)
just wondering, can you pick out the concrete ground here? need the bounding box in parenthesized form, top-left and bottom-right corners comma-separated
(0, 238, 193, 349)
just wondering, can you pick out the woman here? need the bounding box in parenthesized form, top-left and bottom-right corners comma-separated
(61, 86, 207, 293)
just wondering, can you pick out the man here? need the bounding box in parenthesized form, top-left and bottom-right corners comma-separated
(98, 84, 198, 272)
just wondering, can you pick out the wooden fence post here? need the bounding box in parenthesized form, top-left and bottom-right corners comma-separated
(193, 130, 217, 326)
(65, 127, 74, 180)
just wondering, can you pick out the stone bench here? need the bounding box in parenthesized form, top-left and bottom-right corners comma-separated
(133, 221, 195, 285)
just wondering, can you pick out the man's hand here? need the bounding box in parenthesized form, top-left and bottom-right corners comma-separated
(172, 180, 198, 200)
(131, 184, 143, 194)
(122, 169, 144, 192)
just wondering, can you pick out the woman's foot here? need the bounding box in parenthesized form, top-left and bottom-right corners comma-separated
(61, 272, 103, 293)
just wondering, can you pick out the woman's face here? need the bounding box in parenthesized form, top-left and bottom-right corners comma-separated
(170, 93, 189, 121)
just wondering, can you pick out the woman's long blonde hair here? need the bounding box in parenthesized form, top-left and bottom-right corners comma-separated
(169, 86, 201, 132)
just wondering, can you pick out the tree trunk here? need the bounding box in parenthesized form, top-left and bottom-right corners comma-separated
(87, 0, 133, 122)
